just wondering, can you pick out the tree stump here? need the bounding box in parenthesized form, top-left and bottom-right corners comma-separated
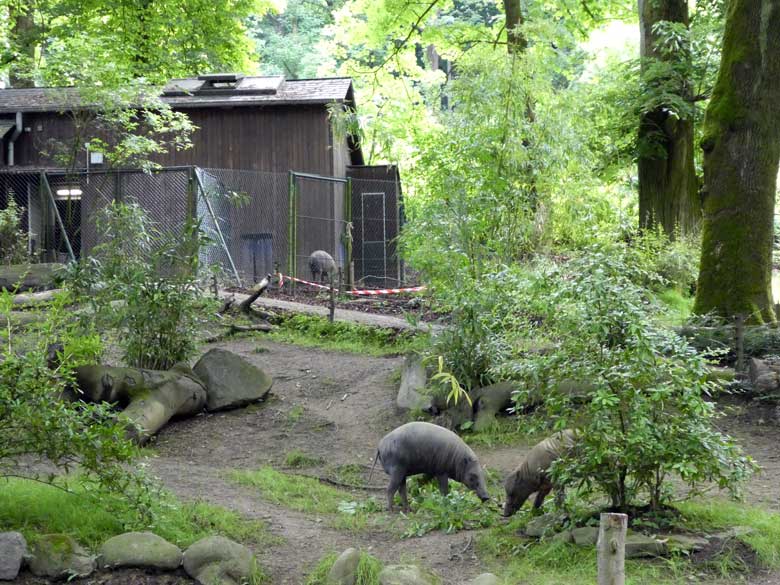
(597, 513, 627, 585)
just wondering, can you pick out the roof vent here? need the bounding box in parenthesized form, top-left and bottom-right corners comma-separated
(162, 74, 284, 97)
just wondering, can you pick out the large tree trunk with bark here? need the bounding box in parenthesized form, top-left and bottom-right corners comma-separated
(502, 0, 526, 53)
(694, 0, 780, 323)
(637, 0, 700, 237)
(8, 4, 36, 88)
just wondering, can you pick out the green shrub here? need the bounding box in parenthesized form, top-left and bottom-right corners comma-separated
(0, 289, 138, 498)
(0, 198, 28, 265)
(500, 245, 755, 512)
(69, 201, 206, 369)
(304, 551, 383, 585)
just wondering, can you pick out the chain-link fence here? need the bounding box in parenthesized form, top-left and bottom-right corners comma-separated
(197, 168, 289, 286)
(1, 166, 404, 289)
(350, 177, 403, 287)
(291, 173, 349, 285)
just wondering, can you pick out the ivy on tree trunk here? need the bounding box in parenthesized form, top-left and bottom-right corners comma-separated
(637, 0, 699, 237)
(694, 0, 780, 323)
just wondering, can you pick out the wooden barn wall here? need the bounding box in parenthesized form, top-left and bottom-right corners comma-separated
(4, 105, 335, 175)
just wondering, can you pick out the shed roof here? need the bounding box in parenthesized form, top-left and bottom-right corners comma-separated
(0, 76, 355, 114)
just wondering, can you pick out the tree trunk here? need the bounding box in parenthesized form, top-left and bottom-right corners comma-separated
(502, 0, 526, 53)
(694, 0, 780, 323)
(8, 4, 36, 88)
(597, 513, 627, 585)
(637, 0, 699, 237)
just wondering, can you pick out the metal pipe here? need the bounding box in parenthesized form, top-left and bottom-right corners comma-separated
(8, 112, 22, 166)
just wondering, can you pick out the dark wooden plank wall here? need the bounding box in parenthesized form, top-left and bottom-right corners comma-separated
(5, 105, 338, 176)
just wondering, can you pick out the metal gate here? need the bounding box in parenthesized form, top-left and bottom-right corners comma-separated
(288, 172, 352, 286)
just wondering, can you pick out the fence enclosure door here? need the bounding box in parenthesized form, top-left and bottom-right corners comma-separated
(289, 172, 351, 286)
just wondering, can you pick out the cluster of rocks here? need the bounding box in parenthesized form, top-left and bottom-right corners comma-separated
(325, 548, 500, 585)
(396, 355, 517, 431)
(522, 512, 749, 558)
(0, 531, 258, 584)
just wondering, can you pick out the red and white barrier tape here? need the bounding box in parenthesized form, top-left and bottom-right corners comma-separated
(277, 273, 425, 296)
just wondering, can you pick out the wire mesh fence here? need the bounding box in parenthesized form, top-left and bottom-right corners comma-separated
(292, 173, 348, 285)
(350, 177, 403, 287)
(0, 166, 404, 289)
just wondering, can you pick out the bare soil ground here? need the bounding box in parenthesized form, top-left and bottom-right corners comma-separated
(134, 337, 780, 584)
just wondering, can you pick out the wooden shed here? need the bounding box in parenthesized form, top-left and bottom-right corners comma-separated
(0, 74, 403, 286)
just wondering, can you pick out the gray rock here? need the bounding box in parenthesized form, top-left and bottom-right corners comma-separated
(0, 532, 27, 580)
(99, 532, 182, 570)
(327, 548, 361, 585)
(551, 530, 574, 544)
(468, 573, 501, 585)
(397, 355, 433, 412)
(379, 565, 437, 585)
(708, 526, 754, 541)
(472, 382, 518, 432)
(193, 348, 273, 411)
(28, 534, 95, 579)
(524, 513, 564, 538)
(183, 536, 256, 585)
(662, 534, 709, 552)
(571, 526, 599, 546)
(624, 533, 667, 558)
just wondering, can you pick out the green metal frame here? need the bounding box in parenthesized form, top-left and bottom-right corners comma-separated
(287, 171, 351, 291)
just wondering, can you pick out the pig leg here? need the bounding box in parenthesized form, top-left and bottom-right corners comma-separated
(398, 478, 410, 512)
(532, 480, 553, 510)
(437, 474, 449, 496)
(386, 469, 406, 512)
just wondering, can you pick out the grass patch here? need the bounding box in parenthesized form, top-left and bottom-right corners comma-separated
(229, 466, 381, 531)
(462, 418, 538, 448)
(268, 313, 428, 356)
(477, 499, 780, 584)
(304, 550, 383, 585)
(0, 477, 277, 551)
(285, 450, 325, 468)
(288, 404, 305, 422)
(656, 288, 694, 326)
(677, 499, 780, 568)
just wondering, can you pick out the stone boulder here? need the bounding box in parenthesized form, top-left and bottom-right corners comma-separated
(0, 532, 27, 580)
(624, 533, 667, 558)
(524, 513, 565, 538)
(662, 534, 709, 553)
(327, 548, 361, 585)
(28, 534, 95, 579)
(379, 565, 437, 585)
(471, 382, 519, 431)
(183, 536, 257, 585)
(0, 263, 63, 292)
(571, 526, 599, 546)
(467, 573, 501, 585)
(193, 349, 273, 412)
(99, 532, 182, 570)
(396, 355, 433, 412)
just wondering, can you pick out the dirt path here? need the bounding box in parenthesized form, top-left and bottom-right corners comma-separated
(148, 339, 481, 584)
(147, 338, 780, 584)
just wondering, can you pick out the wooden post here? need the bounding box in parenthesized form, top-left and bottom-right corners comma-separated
(328, 273, 336, 323)
(597, 513, 626, 585)
(734, 314, 746, 376)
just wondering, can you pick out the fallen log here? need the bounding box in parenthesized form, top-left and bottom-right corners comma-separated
(74, 364, 207, 445)
(11, 289, 63, 306)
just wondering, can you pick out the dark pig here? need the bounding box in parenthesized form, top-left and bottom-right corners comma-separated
(308, 250, 336, 283)
(503, 429, 575, 517)
(373, 421, 491, 511)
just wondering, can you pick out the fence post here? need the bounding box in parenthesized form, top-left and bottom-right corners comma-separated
(193, 168, 243, 288)
(41, 172, 76, 263)
(287, 171, 296, 293)
(344, 177, 353, 287)
(597, 513, 627, 585)
(328, 273, 336, 323)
